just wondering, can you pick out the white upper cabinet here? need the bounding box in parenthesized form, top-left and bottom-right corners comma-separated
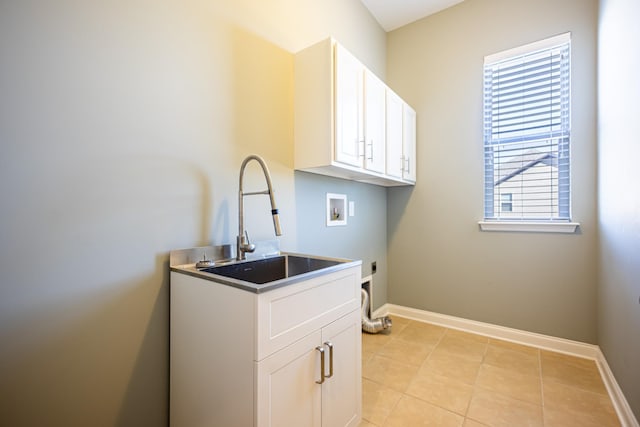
(294, 38, 416, 187)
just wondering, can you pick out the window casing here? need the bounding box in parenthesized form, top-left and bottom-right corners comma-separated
(483, 33, 571, 222)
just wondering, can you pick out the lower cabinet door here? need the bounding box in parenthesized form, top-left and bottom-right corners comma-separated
(256, 330, 323, 427)
(321, 310, 362, 427)
(256, 310, 361, 427)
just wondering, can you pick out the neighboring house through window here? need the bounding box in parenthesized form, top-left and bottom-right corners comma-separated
(483, 33, 571, 222)
(500, 193, 513, 213)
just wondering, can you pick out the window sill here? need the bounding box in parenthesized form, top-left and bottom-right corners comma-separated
(478, 221, 580, 234)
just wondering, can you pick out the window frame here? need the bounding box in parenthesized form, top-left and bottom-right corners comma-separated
(479, 33, 579, 233)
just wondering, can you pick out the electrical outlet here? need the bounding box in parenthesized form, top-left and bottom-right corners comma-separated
(372, 261, 377, 274)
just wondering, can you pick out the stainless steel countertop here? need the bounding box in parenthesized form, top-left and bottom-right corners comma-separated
(170, 243, 361, 294)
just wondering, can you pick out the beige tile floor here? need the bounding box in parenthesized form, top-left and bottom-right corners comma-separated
(360, 316, 621, 427)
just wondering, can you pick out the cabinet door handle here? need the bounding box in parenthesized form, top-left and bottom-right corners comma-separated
(405, 157, 410, 174)
(324, 341, 334, 379)
(400, 155, 405, 172)
(315, 346, 325, 384)
(358, 139, 366, 158)
(367, 141, 374, 161)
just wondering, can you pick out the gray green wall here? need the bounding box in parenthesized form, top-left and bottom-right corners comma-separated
(295, 171, 387, 307)
(385, 0, 599, 343)
(0, 0, 386, 425)
(598, 0, 640, 418)
(3, 0, 638, 424)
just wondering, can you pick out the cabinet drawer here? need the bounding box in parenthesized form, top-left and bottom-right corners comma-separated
(255, 266, 360, 361)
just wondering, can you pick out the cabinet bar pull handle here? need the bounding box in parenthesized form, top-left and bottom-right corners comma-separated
(324, 341, 334, 378)
(315, 346, 325, 384)
(367, 141, 374, 161)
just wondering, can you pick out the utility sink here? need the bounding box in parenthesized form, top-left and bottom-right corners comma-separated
(200, 254, 342, 285)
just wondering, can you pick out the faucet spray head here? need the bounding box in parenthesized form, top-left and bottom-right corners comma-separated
(272, 209, 282, 236)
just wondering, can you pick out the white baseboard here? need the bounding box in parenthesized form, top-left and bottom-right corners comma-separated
(595, 347, 640, 427)
(372, 303, 639, 427)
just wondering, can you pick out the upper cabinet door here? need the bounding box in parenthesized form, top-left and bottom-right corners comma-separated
(334, 44, 363, 168)
(363, 71, 386, 174)
(385, 89, 404, 179)
(403, 104, 417, 183)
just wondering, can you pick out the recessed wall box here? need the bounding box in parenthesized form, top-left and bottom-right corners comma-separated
(326, 193, 347, 226)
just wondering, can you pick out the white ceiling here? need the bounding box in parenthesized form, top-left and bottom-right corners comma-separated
(360, 0, 465, 32)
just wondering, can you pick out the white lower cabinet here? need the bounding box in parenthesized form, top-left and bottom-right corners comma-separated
(257, 310, 361, 427)
(170, 265, 362, 427)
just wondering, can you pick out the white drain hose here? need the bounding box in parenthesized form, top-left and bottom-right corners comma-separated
(361, 288, 392, 333)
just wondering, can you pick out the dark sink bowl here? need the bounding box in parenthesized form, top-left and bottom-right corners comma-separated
(200, 255, 342, 285)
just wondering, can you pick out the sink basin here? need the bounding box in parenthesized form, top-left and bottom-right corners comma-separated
(200, 254, 342, 285)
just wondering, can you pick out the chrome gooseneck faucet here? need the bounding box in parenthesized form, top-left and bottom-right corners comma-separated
(237, 155, 282, 260)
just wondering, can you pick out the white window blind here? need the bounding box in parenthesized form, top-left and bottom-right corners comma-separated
(483, 33, 571, 221)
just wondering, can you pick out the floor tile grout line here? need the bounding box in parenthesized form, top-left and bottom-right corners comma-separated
(363, 316, 621, 427)
(378, 390, 401, 427)
(366, 323, 472, 425)
(538, 348, 547, 426)
(408, 325, 474, 423)
(417, 324, 483, 421)
(369, 320, 409, 427)
(461, 334, 490, 421)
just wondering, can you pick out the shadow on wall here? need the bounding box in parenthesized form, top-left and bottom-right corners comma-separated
(212, 198, 232, 247)
(386, 185, 414, 238)
(292, 170, 389, 304)
(1, 257, 169, 426)
(293, 171, 361, 258)
(0, 154, 220, 425)
(116, 255, 169, 426)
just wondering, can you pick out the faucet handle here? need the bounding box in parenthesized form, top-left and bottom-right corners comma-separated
(242, 230, 256, 253)
(195, 252, 215, 269)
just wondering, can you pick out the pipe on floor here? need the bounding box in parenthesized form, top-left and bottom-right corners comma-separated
(361, 288, 392, 334)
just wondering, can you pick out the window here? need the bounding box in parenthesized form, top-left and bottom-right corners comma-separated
(500, 193, 513, 212)
(483, 33, 571, 223)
